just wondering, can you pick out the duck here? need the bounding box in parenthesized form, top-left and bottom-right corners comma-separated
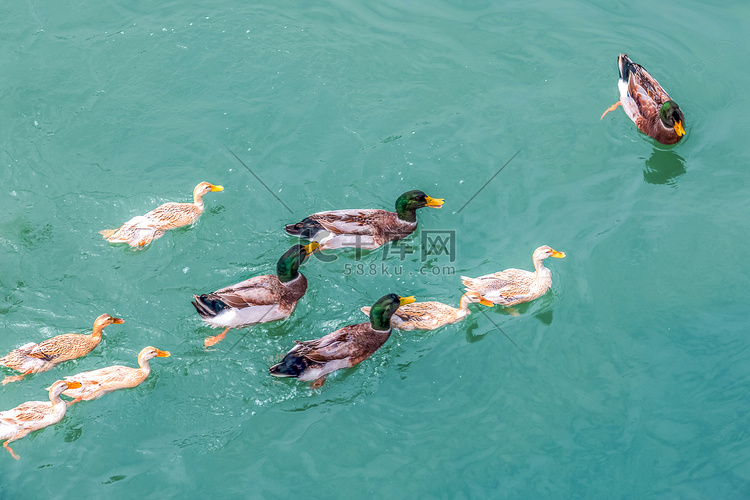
(360, 291, 492, 331)
(1, 314, 124, 385)
(461, 246, 566, 308)
(601, 53, 685, 145)
(54, 346, 170, 404)
(284, 190, 444, 250)
(100, 181, 224, 248)
(1, 380, 82, 460)
(192, 242, 319, 347)
(269, 293, 414, 389)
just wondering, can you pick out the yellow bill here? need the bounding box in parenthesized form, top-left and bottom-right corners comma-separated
(425, 196, 444, 208)
(674, 121, 685, 137)
(399, 295, 416, 306)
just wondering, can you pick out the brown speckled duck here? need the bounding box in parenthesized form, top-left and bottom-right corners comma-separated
(1, 314, 124, 385)
(461, 246, 565, 308)
(56, 346, 170, 404)
(101, 181, 223, 248)
(0, 380, 81, 460)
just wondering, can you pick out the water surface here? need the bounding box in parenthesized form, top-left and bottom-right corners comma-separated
(1, 0, 749, 498)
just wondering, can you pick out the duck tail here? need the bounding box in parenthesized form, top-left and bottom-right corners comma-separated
(100, 229, 116, 240)
(269, 353, 311, 378)
(191, 295, 228, 318)
(618, 53, 637, 82)
(460, 276, 475, 288)
(284, 218, 325, 239)
(0, 342, 37, 368)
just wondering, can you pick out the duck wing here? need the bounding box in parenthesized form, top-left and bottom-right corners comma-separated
(203, 275, 285, 309)
(293, 324, 374, 363)
(65, 365, 135, 388)
(292, 209, 394, 237)
(0, 402, 51, 427)
(145, 202, 202, 229)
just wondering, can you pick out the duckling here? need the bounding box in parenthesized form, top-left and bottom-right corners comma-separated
(192, 242, 319, 347)
(56, 346, 170, 404)
(1, 314, 124, 385)
(0, 380, 82, 460)
(461, 246, 565, 307)
(101, 181, 223, 248)
(269, 294, 414, 388)
(284, 190, 443, 250)
(360, 291, 492, 331)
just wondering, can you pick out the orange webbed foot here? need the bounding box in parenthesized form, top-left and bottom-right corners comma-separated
(3, 442, 20, 460)
(600, 101, 621, 119)
(204, 328, 230, 347)
(2, 374, 27, 385)
(67, 397, 83, 407)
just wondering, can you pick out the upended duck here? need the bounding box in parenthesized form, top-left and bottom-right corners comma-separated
(461, 246, 565, 308)
(192, 242, 319, 347)
(284, 190, 443, 250)
(1, 314, 124, 385)
(360, 291, 492, 331)
(270, 294, 414, 388)
(0, 380, 81, 460)
(601, 53, 685, 145)
(55, 346, 170, 404)
(101, 181, 223, 248)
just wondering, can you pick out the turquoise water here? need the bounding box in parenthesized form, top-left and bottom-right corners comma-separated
(2, 0, 749, 497)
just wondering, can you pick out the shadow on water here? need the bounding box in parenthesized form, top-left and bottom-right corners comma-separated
(465, 300, 554, 344)
(643, 147, 686, 186)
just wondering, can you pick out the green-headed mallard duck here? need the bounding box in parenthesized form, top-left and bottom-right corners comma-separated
(284, 190, 443, 250)
(269, 294, 415, 388)
(101, 181, 223, 248)
(461, 246, 565, 307)
(0, 380, 81, 460)
(192, 242, 319, 347)
(601, 53, 685, 145)
(1, 314, 124, 385)
(360, 291, 492, 331)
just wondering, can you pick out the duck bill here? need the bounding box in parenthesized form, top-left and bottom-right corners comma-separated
(112, 317, 125, 324)
(156, 350, 171, 358)
(551, 250, 566, 258)
(479, 298, 494, 307)
(66, 381, 82, 389)
(210, 184, 224, 192)
(425, 196, 444, 208)
(674, 121, 685, 137)
(399, 295, 416, 306)
(303, 241, 320, 254)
